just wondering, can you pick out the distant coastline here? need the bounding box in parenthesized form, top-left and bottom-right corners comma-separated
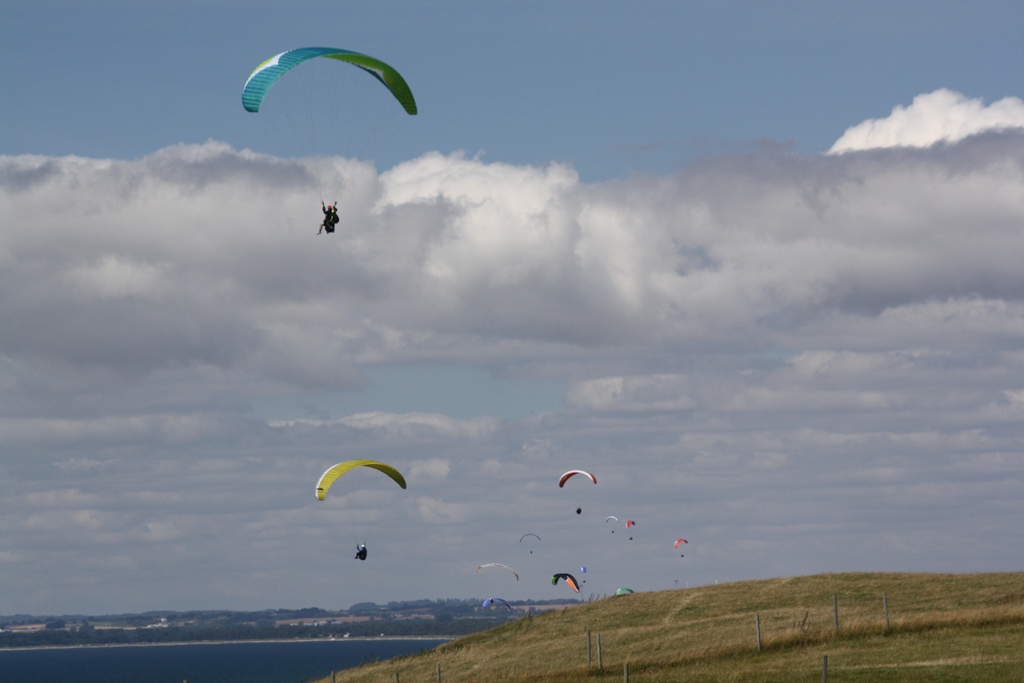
(0, 635, 453, 652)
(0, 598, 569, 650)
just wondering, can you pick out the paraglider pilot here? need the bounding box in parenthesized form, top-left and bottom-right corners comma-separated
(355, 543, 367, 561)
(319, 201, 339, 234)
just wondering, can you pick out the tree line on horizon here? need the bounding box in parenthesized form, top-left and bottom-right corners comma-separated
(0, 597, 579, 648)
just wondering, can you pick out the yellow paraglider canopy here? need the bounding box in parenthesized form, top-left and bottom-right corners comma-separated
(315, 459, 407, 500)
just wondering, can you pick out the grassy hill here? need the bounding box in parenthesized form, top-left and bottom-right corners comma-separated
(316, 572, 1024, 682)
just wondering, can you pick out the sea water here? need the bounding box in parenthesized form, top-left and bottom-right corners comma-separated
(0, 638, 448, 683)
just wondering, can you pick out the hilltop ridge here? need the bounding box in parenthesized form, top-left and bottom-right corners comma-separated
(317, 571, 1024, 682)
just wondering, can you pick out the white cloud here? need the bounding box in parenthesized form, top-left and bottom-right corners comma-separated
(339, 412, 500, 440)
(830, 89, 1024, 153)
(5, 133, 1024, 391)
(416, 495, 474, 524)
(408, 458, 451, 481)
(566, 374, 696, 413)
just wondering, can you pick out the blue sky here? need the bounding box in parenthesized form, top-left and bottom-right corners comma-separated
(5, 2, 1022, 178)
(2, 1, 1024, 616)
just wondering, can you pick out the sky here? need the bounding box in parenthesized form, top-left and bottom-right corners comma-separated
(1, 1, 1024, 616)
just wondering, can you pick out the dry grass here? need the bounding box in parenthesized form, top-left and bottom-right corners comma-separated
(313, 572, 1024, 682)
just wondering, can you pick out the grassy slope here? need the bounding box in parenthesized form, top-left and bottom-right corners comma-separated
(317, 572, 1024, 682)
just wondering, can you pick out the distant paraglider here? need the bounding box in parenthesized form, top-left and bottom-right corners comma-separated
(314, 459, 406, 562)
(560, 470, 596, 515)
(615, 587, 635, 596)
(483, 597, 512, 611)
(675, 537, 688, 557)
(558, 470, 597, 487)
(520, 533, 541, 553)
(551, 573, 580, 593)
(315, 459, 407, 500)
(476, 563, 519, 581)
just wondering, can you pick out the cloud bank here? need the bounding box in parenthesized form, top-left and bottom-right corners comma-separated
(830, 88, 1024, 152)
(2, 91, 1023, 614)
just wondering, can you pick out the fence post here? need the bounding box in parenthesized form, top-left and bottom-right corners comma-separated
(597, 634, 603, 670)
(393, 673, 400, 683)
(755, 612, 762, 651)
(436, 663, 441, 682)
(623, 662, 629, 683)
(883, 593, 889, 630)
(822, 655, 828, 683)
(332, 673, 336, 683)
(587, 629, 592, 665)
(832, 594, 839, 631)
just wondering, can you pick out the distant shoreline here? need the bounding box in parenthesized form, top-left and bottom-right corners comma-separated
(0, 636, 453, 652)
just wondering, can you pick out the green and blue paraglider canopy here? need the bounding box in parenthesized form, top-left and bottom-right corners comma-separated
(242, 47, 417, 115)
